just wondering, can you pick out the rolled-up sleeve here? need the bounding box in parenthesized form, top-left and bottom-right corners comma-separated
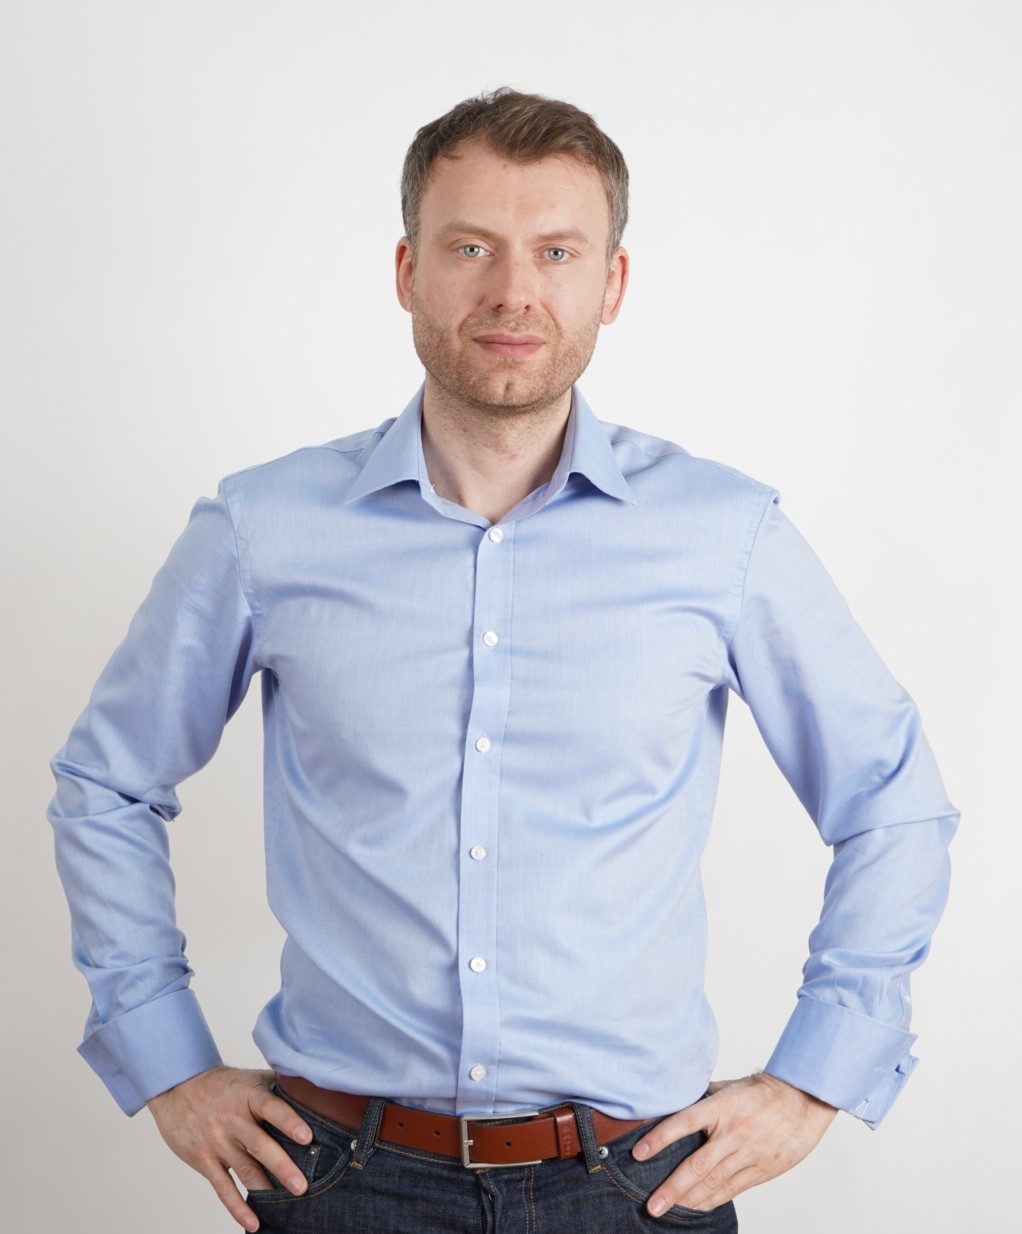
(49, 487, 258, 1114)
(726, 496, 957, 1127)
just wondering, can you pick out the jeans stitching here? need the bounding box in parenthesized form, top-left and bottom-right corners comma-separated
(247, 1157, 355, 1207)
(593, 1164, 714, 1227)
(593, 1131, 734, 1228)
(528, 1165, 537, 1233)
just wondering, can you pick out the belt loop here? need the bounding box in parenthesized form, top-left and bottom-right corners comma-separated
(351, 1096, 387, 1169)
(568, 1103, 603, 1173)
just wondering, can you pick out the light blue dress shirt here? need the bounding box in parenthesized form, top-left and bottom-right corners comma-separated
(49, 387, 956, 1126)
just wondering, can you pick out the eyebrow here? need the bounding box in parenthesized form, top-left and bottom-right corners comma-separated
(435, 221, 594, 249)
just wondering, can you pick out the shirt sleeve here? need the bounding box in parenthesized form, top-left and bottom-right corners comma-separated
(726, 495, 957, 1128)
(48, 487, 259, 1115)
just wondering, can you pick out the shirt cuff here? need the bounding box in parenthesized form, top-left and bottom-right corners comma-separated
(764, 995, 918, 1129)
(78, 988, 224, 1115)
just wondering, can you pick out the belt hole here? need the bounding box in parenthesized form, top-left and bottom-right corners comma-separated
(397, 1121, 405, 1128)
(505, 1140, 513, 1147)
(434, 1129, 441, 1137)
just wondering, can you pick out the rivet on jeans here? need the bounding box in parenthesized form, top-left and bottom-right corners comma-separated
(350, 1139, 358, 1151)
(597, 1146, 609, 1159)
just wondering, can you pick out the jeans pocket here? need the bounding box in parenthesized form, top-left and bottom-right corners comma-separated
(246, 1094, 356, 1204)
(597, 1121, 738, 1230)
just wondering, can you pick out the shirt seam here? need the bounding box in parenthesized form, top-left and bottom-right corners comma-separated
(218, 479, 262, 651)
(222, 440, 377, 481)
(722, 487, 780, 664)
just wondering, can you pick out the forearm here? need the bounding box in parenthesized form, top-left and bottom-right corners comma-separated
(50, 757, 226, 1111)
(764, 810, 956, 1124)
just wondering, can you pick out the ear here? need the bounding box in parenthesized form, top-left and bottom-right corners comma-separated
(600, 247, 629, 325)
(395, 237, 415, 312)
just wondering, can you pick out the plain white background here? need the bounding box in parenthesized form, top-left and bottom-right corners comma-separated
(2, 2, 1018, 1229)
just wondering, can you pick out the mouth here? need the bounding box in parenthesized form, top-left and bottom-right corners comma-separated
(473, 333, 545, 359)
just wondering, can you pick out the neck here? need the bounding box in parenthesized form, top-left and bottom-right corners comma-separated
(420, 379, 572, 524)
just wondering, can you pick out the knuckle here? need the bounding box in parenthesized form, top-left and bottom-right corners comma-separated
(703, 1167, 726, 1192)
(688, 1153, 710, 1179)
(193, 1149, 224, 1178)
(249, 1083, 275, 1111)
(233, 1159, 264, 1187)
(245, 1128, 274, 1156)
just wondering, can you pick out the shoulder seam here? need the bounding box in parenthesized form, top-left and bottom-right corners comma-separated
(217, 480, 261, 643)
(724, 487, 781, 656)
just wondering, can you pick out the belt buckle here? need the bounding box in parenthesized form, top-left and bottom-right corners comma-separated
(459, 1111, 542, 1169)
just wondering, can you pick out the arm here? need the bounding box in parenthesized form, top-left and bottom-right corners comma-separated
(48, 487, 311, 1229)
(49, 488, 255, 1109)
(636, 495, 957, 1213)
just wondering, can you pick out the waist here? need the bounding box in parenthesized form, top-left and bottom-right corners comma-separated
(276, 1074, 648, 1169)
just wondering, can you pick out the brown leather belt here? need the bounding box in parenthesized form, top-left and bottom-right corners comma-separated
(276, 1074, 647, 1169)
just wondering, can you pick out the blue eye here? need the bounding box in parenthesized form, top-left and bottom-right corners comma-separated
(546, 248, 569, 262)
(458, 244, 485, 258)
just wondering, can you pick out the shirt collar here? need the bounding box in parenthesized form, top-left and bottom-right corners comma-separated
(345, 385, 636, 509)
(562, 387, 636, 505)
(344, 388, 425, 504)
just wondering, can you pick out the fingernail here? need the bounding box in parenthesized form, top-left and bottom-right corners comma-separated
(287, 1175, 307, 1194)
(648, 1196, 668, 1218)
(632, 1141, 650, 1160)
(294, 1126, 312, 1144)
(243, 1218, 259, 1233)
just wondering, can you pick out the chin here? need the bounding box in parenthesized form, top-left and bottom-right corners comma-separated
(472, 384, 570, 416)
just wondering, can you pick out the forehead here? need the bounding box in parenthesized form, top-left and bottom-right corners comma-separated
(419, 141, 611, 238)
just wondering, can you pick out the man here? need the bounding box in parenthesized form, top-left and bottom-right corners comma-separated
(50, 89, 956, 1233)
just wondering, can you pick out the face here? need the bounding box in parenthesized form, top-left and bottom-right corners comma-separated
(396, 141, 628, 419)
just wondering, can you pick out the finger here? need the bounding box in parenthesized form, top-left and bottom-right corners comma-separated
(230, 1153, 274, 1194)
(242, 1126, 310, 1196)
(204, 1160, 262, 1233)
(250, 1087, 313, 1147)
(647, 1145, 742, 1217)
(632, 1099, 714, 1161)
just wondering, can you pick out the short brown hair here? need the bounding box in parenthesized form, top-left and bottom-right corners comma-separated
(401, 88, 629, 257)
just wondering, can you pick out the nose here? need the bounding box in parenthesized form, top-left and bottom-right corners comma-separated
(485, 250, 536, 314)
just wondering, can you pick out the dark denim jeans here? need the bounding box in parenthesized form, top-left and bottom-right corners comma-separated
(247, 1089, 738, 1233)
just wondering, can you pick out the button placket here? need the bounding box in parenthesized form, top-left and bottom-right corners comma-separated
(454, 522, 515, 1110)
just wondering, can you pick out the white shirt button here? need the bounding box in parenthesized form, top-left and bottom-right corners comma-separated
(482, 630, 499, 648)
(469, 955, 487, 973)
(487, 527, 504, 543)
(469, 1065, 487, 1082)
(475, 736, 491, 753)
(469, 845, 487, 861)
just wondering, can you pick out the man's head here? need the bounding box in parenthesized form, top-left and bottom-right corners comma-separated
(401, 88, 629, 260)
(396, 90, 630, 420)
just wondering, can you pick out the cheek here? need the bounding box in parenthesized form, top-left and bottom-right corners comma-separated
(413, 284, 459, 328)
(552, 279, 612, 331)
(431, 280, 483, 326)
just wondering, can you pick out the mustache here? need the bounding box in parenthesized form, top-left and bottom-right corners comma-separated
(462, 314, 552, 338)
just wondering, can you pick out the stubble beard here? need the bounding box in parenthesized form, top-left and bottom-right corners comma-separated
(411, 296, 603, 421)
